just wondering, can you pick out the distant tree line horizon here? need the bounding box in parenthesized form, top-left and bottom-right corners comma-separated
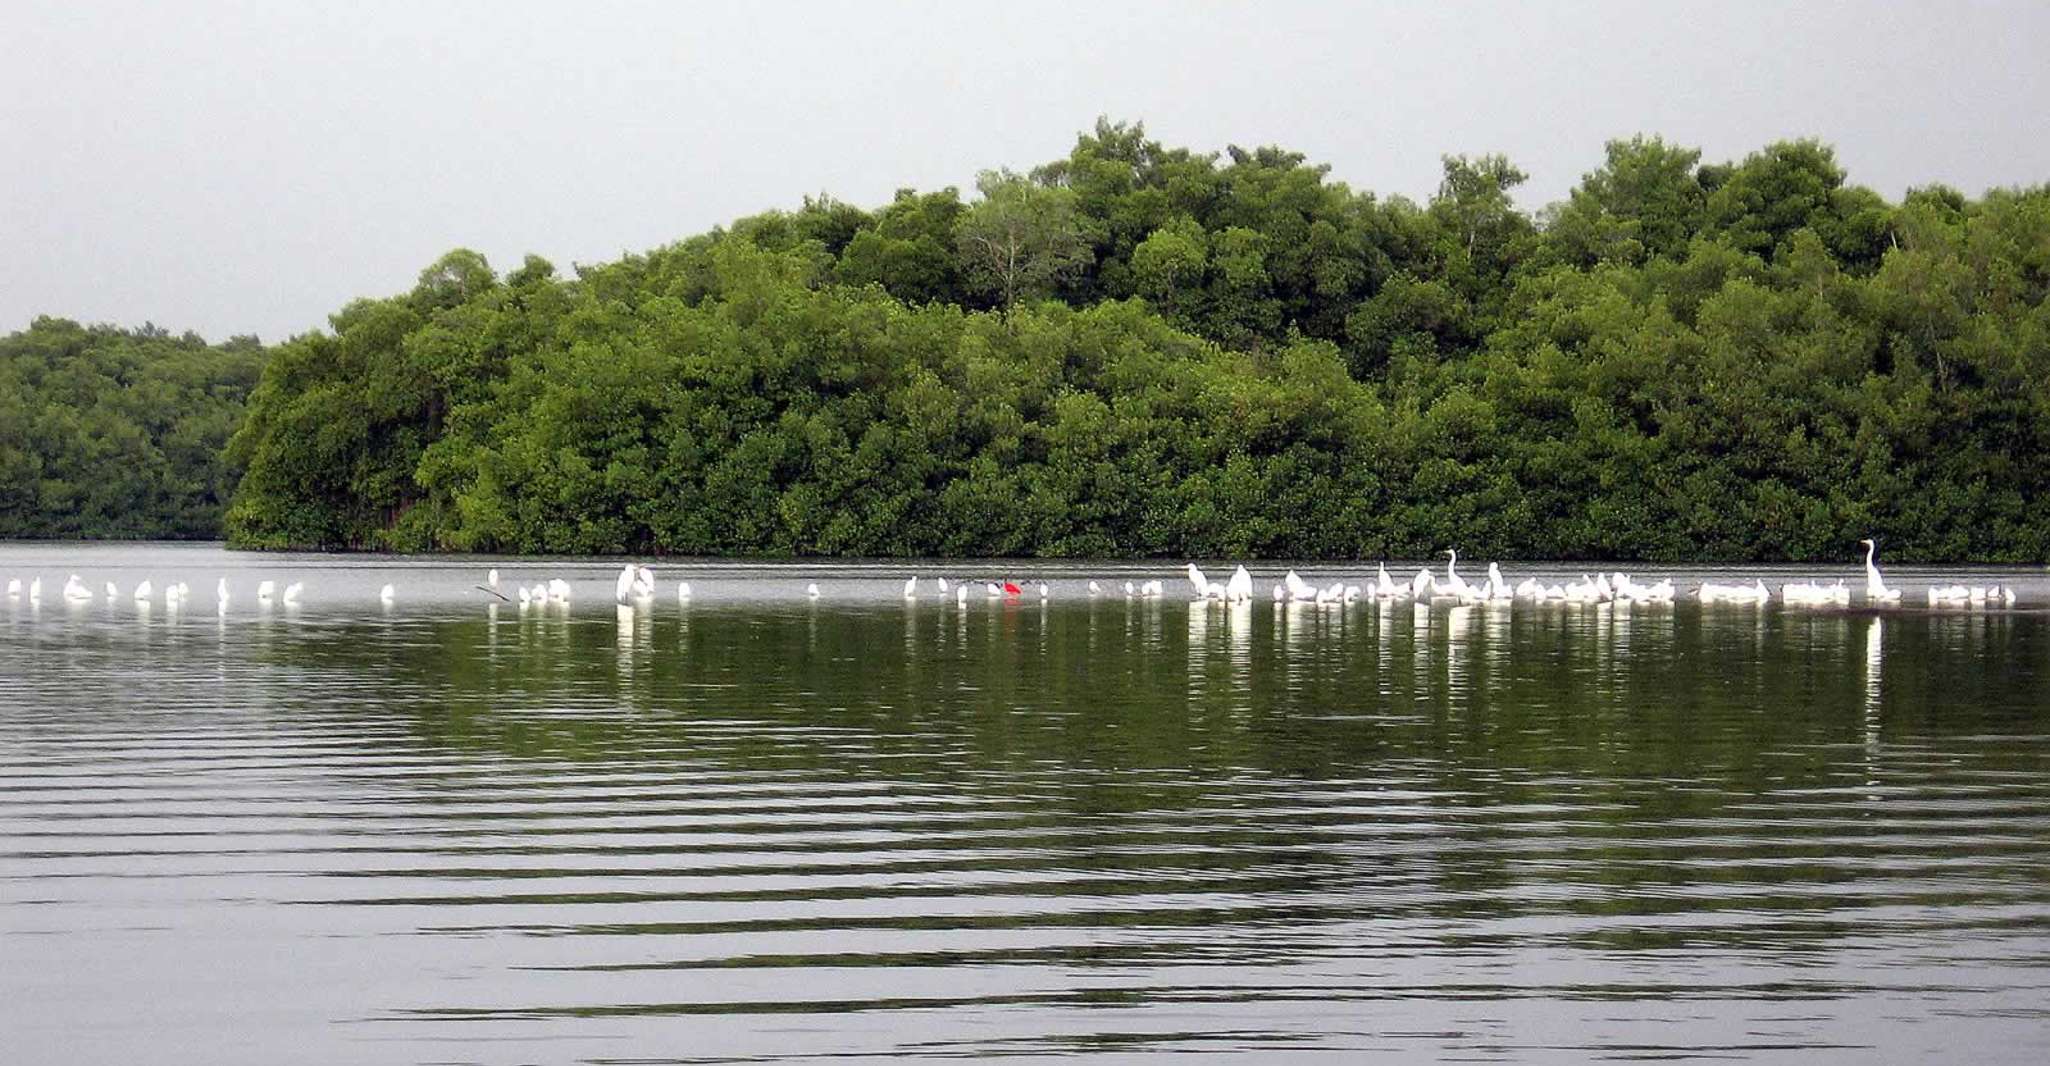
(4, 120, 2048, 562)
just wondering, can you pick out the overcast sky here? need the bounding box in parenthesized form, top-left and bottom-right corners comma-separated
(5, 1, 2047, 342)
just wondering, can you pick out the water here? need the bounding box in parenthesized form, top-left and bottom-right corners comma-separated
(4, 544, 2049, 1064)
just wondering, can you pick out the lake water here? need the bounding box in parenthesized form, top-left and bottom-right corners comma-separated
(4, 543, 2049, 1064)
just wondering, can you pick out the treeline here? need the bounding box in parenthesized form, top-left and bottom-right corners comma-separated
(0, 319, 263, 539)
(70, 120, 2050, 559)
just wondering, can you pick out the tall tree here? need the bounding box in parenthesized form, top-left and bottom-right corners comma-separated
(955, 169, 1093, 316)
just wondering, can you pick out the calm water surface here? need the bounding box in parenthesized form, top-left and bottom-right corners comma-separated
(3, 543, 2049, 1064)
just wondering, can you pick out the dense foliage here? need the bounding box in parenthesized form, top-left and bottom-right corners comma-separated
(219, 122, 2050, 560)
(0, 319, 262, 539)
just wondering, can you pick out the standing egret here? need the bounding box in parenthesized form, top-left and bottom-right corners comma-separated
(806, 583, 820, 600)
(903, 576, 918, 600)
(282, 582, 303, 604)
(104, 580, 118, 600)
(257, 580, 275, 602)
(676, 581, 692, 602)
(547, 578, 572, 603)
(1038, 581, 1050, 601)
(1225, 565, 1253, 603)
(65, 576, 94, 602)
(487, 568, 500, 591)
(1441, 551, 1472, 598)
(134, 580, 153, 602)
(5, 578, 17, 598)
(1859, 539, 1901, 605)
(216, 578, 229, 604)
(27, 577, 40, 603)
(379, 584, 396, 605)
(615, 564, 637, 605)
(955, 585, 968, 607)
(937, 577, 949, 594)
(1088, 580, 1101, 596)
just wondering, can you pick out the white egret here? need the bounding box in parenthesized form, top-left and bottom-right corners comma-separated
(5, 578, 17, 598)
(1410, 568, 1435, 599)
(1376, 563, 1399, 599)
(65, 576, 94, 602)
(615, 564, 637, 605)
(103, 580, 117, 600)
(676, 581, 692, 602)
(1225, 565, 1253, 603)
(1441, 551, 1472, 598)
(1123, 581, 1135, 597)
(806, 583, 820, 599)
(903, 576, 918, 600)
(1859, 539, 1901, 605)
(257, 580, 275, 602)
(1087, 580, 1100, 596)
(282, 582, 303, 604)
(28, 577, 41, 603)
(379, 584, 396, 605)
(487, 568, 500, 591)
(134, 580, 153, 602)
(547, 578, 571, 602)
(956, 585, 968, 606)
(937, 577, 949, 594)
(1038, 581, 1050, 601)
(216, 578, 229, 604)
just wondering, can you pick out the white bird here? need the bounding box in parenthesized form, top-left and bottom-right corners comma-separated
(806, 583, 821, 599)
(134, 580, 153, 602)
(282, 582, 303, 604)
(1186, 563, 1210, 598)
(1441, 551, 1472, 598)
(634, 565, 656, 599)
(257, 580, 275, 602)
(216, 578, 229, 604)
(5, 578, 17, 598)
(547, 578, 571, 602)
(517, 585, 533, 606)
(165, 583, 183, 606)
(937, 577, 949, 594)
(65, 575, 93, 602)
(1140, 579, 1164, 598)
(1376, 563, 1400, 599)
(676, 581, 692, 602)
(1225, 565, 1253, 603)
(28, 577, 41, 602)
(1272, 583, 1287, 601)
(956, 585, 968, 606)
(1038, 581, 1050, 601)
(1410, 568, 1435, 599)
(1123, 581, 1136, 598)
(615, 564, 637, 605)
(1284, 569, 1317, 601)
(1859, 539, 1901, 605)
(1088, 580, 1100, 596)
(903, 576, 918, 600)
(379, 584, 395, 605)
(487, 568, 500, 591)
(103, 580, 118, 600)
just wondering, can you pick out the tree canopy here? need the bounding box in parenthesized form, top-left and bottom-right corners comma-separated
(0, 319, 262, 539)
(12, 120, 2049, 561)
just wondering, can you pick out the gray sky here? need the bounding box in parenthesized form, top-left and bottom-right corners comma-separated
(5, 1, 2047, 343)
